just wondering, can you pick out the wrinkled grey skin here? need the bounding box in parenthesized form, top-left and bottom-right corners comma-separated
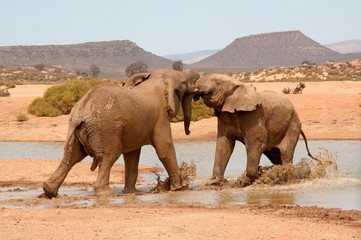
(43, 69, 199, 198)
(194, 74, 318, 185)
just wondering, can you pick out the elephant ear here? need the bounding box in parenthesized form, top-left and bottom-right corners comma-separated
(125, 73, 151, 88)
(222, 84, 261, 113)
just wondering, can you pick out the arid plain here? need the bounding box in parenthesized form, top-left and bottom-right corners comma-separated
(0, 81, 360, 239)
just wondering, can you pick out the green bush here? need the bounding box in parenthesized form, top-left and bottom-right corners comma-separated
(172, 99, 214, 122)
(28, 97, 62, 117)
(16, 114, 28, 122)
(5, 83, 16, 89)
(28, 79, 105, 117)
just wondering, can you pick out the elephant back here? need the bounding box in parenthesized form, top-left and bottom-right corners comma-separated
(260, 90, 296, 119)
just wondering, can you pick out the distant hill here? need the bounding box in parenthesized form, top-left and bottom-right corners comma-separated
(0, 40, 174, 77)
(163, 50, 219, 64)
(326, 40, 361, 54)
(193, 31, 361, 69)
(2, 32, 361, 77)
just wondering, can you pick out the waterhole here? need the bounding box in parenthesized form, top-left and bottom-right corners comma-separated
(0, 141, 360, 210)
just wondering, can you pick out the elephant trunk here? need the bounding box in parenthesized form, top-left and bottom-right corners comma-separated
(182, 94, 193, 135)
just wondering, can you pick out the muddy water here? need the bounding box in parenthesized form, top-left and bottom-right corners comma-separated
(0, 140, 360, 210)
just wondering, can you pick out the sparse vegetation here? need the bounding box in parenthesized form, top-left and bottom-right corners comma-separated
(34, 63, 45, 72)
(0, 66, 78, 84)
(28, 79, 105, 117)
(282, 88, 291, 94)
(16, 114, 28, 122)
(28, 97, 62, 117)
(89, 64, 100, 78)
(172, 60, 184, 71)
(0, 87, 10, 97)
(5, 83, 16, 89)
(302, 60, 312, 65)
(125, 61, 148, 77)
(235, 59, 361, 82)
(172, 99, 214, 122)
(282, 82, 306, 94)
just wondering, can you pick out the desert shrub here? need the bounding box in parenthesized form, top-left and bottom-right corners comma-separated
(125, 61, 148, 77)
(16, 114, 28, 122)
(302, 60, 312, 65)
(28, 97, 62, 117)
(89, 64, 100, 77)
(282, 82, 305, 94)
(28, 79, 105, 117)
(0, 87, 10, 97)
(190, 100, 215, 121)
(293, 82, 306, 94)
(282, 87, 291, 94)
(327, 69, 339, 76)
(5, 83, 16, 89)
(34, 63, 45, 71)
(172, 60, 184, 71)
(172, 99, 214, 122)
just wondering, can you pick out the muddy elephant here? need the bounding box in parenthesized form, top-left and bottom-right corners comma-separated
(43, 69, 199, 198)
(194, 74, 318, 185)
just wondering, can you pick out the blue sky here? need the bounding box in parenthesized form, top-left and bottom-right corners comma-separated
(0, 0, 360, 55)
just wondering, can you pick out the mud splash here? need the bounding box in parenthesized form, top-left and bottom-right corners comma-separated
(235, 148, 338, 187)
(151, 161, 196, 193)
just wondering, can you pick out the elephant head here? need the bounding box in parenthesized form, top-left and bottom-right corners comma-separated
(125, 69, 199, 135)
(194, 74, 261, 113)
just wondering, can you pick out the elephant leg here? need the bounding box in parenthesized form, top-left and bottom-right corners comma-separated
(278, 121, 301, 164)
(208, 136, 235, 185)
(123, 148, 141, 194)
(93, 151, 121, 196)
(43, 136, 87, 198)
(152, 130, 184, 191)
(245, 142, 264, 182)
(278, 138, 298, 164)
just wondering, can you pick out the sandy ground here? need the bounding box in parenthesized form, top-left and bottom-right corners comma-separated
(0, 82, 361, 239)
(1, 81, 360, 142)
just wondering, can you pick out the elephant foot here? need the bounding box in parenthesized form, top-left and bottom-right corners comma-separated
(236, 173, 254, 188)
(206, 176, 226, 186)
(94, 186, 116, 197)
(42, 181, 59, 199)
(122, 187, 140, 194)
(171, 183, 189, 191)
(169, 178, 189, 191)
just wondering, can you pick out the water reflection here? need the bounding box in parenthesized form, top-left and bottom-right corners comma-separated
(245, 192, 295, 205)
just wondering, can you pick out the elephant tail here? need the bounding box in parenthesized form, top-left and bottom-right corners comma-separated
(62, 123, 78, 167)
(71, 120, 104, 172)
(300, 130, 320, 162)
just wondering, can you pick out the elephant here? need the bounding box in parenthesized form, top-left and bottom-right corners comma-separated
(42, 69, 199, 198)
(193, 74, 319, 185)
